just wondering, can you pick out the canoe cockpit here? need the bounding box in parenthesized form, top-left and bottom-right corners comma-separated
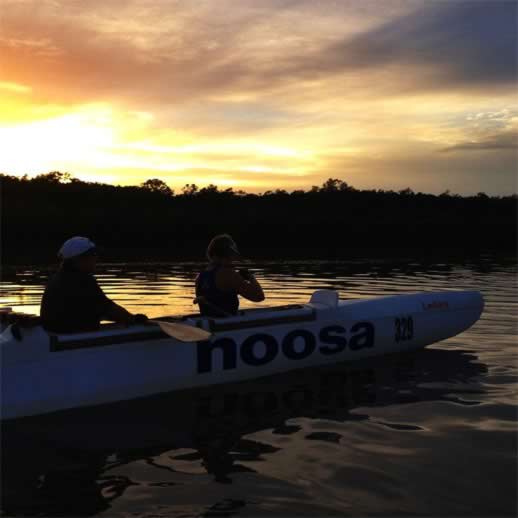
(1, 300, 327, 352)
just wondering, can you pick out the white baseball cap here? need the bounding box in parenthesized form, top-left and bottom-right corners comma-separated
(58, 236, 97, 259)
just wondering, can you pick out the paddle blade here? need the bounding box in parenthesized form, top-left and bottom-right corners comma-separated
(151, 320, 211, 342)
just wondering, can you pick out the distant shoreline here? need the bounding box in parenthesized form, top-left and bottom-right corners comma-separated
(2, 173, 516, 267)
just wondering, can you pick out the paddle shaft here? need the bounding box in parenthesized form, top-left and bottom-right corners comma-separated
(150, 319, 211, 342)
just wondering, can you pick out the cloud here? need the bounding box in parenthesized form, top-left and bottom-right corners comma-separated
(441, 107, 518, 152)
(0, 81, 32, 94)
(0, 1, 255, 106)
(1, 0, 516, 195)
(315, 143, 517, 195)
(442, 130, 518, 152)
(288, 1, 518, 92)
(2, 0, 514, 115)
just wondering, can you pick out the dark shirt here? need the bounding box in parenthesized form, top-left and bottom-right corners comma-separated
(195, 265, 239, 317)
(40, 268, 113, 333)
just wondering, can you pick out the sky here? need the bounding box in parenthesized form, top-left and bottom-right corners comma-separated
(0, 0, 516, 194)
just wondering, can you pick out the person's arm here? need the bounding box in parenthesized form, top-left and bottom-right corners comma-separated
(218, 268, 265, 302)
(103, 301, 134, 325)
(90, 276, 147, 325)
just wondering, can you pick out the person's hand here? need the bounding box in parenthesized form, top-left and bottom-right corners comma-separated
(238, 268, 253, 281)
(132, 313, 149, 324)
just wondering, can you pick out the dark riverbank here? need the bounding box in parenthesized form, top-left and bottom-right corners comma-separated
(2, 173, 516, 265)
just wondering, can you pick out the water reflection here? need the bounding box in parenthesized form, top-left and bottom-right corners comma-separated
(1, 257, 516, 516)
(2, 348, 486, 516)
(1, 256, 516, 318)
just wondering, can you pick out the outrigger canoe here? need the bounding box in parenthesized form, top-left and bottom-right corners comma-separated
(0, 290, 483, 421)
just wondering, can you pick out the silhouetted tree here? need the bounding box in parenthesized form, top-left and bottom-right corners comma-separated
(199, 184, 220, 196)
(141, 178, 174, 196)
(182, 183, 199, 196)
(321, 178, 354, 192)
(33, 171, 74, 184)
(1, 172, 516, 262)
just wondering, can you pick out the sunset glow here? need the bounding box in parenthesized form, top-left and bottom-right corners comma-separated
(1, 0, 516, 194)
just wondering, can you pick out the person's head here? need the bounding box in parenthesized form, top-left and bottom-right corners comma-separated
(58, 236, 98, 273)
(206, 234, 241, 265)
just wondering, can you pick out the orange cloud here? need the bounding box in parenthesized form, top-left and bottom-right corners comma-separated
(0, 0, 516, 195)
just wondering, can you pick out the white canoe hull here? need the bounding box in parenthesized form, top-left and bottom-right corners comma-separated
(0, 290, 483, 421)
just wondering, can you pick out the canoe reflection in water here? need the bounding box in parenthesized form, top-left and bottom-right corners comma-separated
(2, 348, 486, 516)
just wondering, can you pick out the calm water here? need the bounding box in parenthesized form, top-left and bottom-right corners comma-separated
(1, 257, 517, 517)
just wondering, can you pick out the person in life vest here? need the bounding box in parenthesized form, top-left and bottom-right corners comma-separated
(195, 234, 265, 317)
(40, 237, 148, 333)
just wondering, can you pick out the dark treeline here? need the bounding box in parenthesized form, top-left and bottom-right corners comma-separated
(2, 172, 517, 264)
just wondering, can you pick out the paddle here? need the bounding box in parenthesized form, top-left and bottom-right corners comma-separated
(150, 320, 212, 342)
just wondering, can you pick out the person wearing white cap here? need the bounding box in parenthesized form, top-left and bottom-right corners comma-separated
(194, 234, 265, 317)
(40, 236, 148, 333)
(58, 236, 98, 260)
